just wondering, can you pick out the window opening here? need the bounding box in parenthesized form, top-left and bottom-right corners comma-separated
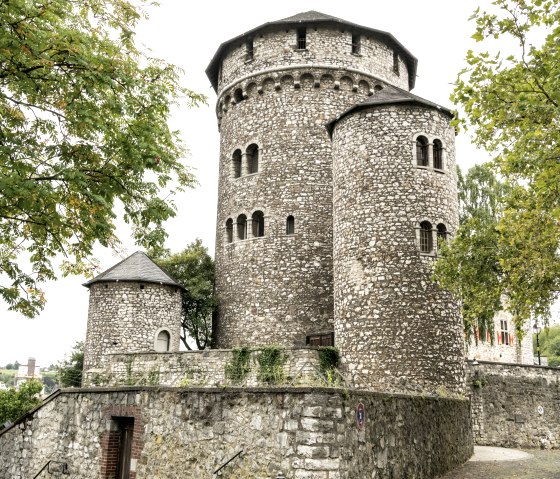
(416, 136, 429, 167)
(245, 38, 254, 61)
(232, 149, 242, 178)
(156, 330, 170, 352)
(306, 332, 334, 347)
(393, 50, 400, 75)
(226, 218, 233, 243)
(286, 215, 295, 235)
(419, 221, 433, 253)
(246, 144, 259, 174)
(433, 139, 443, 169)
(436, 223, 447, 248)
(500, 320, 510, 345)
(252, 211, 264, 237)
(297, 28, 307, 50)
(237, 214, 247, 240)
(351, 34, 361, 55)
(233, 88, 243, 103)
(115, 417, 134, 479)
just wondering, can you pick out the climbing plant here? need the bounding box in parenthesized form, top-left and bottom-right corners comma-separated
(317, 347, 340, 384)
(257, 347, 286, 384)
(225, 347, 251, 384)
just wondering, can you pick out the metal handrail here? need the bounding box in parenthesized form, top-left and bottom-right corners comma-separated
(213, 449, 243, 475)
(33, 460, 68, 478)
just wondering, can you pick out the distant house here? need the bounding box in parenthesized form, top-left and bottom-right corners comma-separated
(15, 358, 42, 389)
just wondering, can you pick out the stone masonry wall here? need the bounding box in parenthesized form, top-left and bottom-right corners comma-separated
(332, 104, 465, 395)
(83, 282, 182, 372)
(467, 361, 560, 448)
(82, 349, 323, 388)
(0, 387, 471, 479)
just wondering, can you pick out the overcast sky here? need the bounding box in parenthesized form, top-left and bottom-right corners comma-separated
(2, 0, 554, 367)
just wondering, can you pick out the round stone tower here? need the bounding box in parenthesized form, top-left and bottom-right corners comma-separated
(207, 11, 418, 348)
(82, 251, 183, 373)
(329, 89, 465, 394)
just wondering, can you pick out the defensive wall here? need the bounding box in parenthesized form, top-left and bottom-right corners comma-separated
(0, 387, 471, 479)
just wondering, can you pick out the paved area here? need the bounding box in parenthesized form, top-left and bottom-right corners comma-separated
(440, 446, 560, 479)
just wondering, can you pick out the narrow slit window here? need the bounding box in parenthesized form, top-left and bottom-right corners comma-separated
(232, 149, 242, 178)
(226, 218, 233, 243)
(416, 136, 429, 167)
(393, 50, 400, 75)
(433, 139, 443, 169)
(297, 28, 307, 50)
(237, 214, 247, 240)
(286, 215, 295, 235)
(252, 211, 264, 237)
(246, 143, 259, 174)
(351, 34, 361, 55)
(245, 38, 254, 61)
(419, 221, 433, 253)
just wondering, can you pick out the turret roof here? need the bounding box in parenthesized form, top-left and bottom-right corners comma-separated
(205, 11, 418, 91)
(325, 84, 454, 136)
(82, 251, 183, 289)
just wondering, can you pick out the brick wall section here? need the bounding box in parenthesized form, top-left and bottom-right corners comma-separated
(0, 387, 471, 479)
(82, 348, 323, 388)
(466, 361, 560, 448)
(331, 104, 465, 395)
(83, 282, 182, 372)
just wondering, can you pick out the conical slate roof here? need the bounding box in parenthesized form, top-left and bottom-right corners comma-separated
(83, 251, 183, 288)
(325, 84, 454, 136)
(205, 10, 417, 91)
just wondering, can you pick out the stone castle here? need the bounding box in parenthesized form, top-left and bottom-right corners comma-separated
(0, 11, 550, 479)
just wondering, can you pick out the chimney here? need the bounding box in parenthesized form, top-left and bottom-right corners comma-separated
(27, 357, 36, 377)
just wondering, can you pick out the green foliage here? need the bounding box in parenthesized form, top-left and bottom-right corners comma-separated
(57, 341, 84, 387)
(0, 371, 15, 387)
(224, 347, 251, 384)
(4, 361, 20, 370)
(257, 347, 286, 384)
(317, 347, 340, 383)
(0, 0, 205, 317)
(446, 0, 560, 332)
(0, 379, 43, 425)
(155, 239, 215, 350)
(534, 325, 560, 366)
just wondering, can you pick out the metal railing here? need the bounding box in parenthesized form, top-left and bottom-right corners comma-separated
(213, 449, 243, 476)
(33, 460, 68, 478)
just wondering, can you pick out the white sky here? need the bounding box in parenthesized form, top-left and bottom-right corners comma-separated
(2, 0, 555, 366)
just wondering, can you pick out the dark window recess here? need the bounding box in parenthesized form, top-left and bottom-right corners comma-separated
(252, 210, 264, 237)
(233, 88, 244, 103)
(232, 149, 242, 178)
(416, 136, 429, 167)
(286, 215, 295, 235)
(393, 50, 400, 75)
(436, 223, 447, 247)
(115, 417, 134, 479)
(297, 28, 307, 49)
(306, 332, 334, 347)
(419, 221, 433, 253)
(245, 38, 254, 61)
(237, 214, 247, 240)
(351, 34, 361, 54)
(433, 139, 443, 169)
(246, 144, 259, 174)
(226, 218, 233, 243)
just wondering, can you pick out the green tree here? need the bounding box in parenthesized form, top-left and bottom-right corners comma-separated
(533, 325, 560, 367)
(443, 0, 560, 332)
(57, 341, 84, 387)
(0, 0, 205, 317)
(0, 379, 43, 425)
(155, 240, 215, 350)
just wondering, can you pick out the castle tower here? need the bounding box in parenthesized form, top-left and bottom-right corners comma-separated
(207, 11, 418, 348)
(82, 251, 183, 373)
(328, 88, 465, 394)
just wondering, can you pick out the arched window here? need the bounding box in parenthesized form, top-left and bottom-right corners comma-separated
(232, 149, 242, 178)
(237, 214, 247, 240)
(226, 218, 233, 243)
(233, 88, 244, 103)
(433, 139, 443, 170)
(252, 211, 264, 237)
(416, 136, 429, 167)
(436, 223, 447, 247)
(419, 221, 433, 253)
(286, 215, 295, 235)
(155, 330, 170, 352)
(246, 144, 259, 174)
